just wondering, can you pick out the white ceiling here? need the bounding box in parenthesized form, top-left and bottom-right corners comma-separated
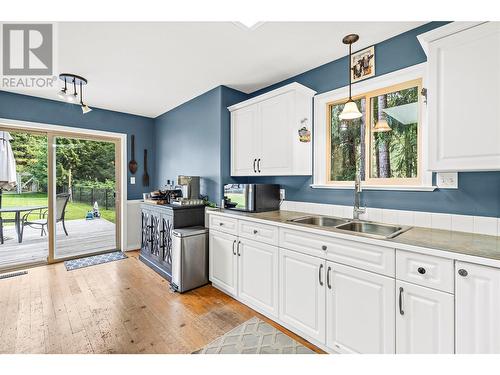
(5, 22, 425, 118)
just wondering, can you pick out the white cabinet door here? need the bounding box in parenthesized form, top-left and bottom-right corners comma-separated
(279, 248, 326, 343)
(231, 105, 259, 176)
(326, 262, 395, 353)
(258, 92, 293, 175)
(237, 238, 279, 318)
(425, 22, 500, 171)
(396, 281, 454, 353)
(456, 261, 500, 353)
(209, 231, 238, 296)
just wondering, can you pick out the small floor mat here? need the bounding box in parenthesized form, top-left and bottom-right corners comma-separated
(64, 251, 127, 271)
(193, 317, 316, 354)
(0, 270, 28, 280)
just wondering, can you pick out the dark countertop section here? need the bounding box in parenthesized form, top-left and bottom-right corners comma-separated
(207, 208, 500, 263)
(141, 202, 206, 210)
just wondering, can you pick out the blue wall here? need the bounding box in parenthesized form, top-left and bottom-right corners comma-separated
(0, 90, 154, 200)
(153, 86, 247, 204)
(232, 22, 500, 218)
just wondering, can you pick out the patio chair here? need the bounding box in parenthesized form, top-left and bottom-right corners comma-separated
(20, 193, 70, 241)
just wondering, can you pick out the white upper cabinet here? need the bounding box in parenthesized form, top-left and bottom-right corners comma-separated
(229, 82, 316, 176)
(456, 261, 500, 354)
(419, 22, 500, 171)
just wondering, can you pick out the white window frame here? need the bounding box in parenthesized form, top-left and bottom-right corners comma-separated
(312, 62, 436, 191)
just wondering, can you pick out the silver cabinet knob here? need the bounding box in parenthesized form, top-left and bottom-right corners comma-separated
(417, 267, 426, 275)
(253, 229, 258, 234)
(322, 245, 327, 251)
(458, 269, 468, 277)
(219, 222, 224, 226)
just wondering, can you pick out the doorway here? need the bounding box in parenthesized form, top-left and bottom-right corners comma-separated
(0, 123, 123, 270)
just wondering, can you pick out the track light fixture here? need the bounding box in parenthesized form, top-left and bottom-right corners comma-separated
(58, 73, 92, 114)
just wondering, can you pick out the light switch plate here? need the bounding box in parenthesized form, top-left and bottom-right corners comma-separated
(130, 176, 136, 185)
(437, 172, 458, 189)
(280, 189, 286, 200)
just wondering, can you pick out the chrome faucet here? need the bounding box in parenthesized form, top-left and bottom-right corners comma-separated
(353, 173, 366, 220)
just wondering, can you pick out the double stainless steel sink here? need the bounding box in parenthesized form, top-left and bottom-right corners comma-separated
(288, 215, 411, 239)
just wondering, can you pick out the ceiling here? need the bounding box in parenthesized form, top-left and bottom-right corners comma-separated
(5, 22, 425, 118)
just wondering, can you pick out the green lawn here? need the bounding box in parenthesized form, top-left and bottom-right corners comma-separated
(1, 192, 116, 224)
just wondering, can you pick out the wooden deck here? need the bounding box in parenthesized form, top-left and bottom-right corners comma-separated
(0, 219, 116, 269)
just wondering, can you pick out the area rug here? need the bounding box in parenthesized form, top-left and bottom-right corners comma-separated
(193, 317, 316, 354)
(64, 251, 127, 271)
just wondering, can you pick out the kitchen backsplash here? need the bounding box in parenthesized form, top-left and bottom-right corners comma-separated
(281, 200, 500, 237)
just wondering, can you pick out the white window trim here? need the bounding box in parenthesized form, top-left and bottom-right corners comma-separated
(312, 62, 436, 192)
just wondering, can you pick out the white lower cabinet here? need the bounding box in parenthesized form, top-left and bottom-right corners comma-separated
(326, 262, 395, 353)
(209, 213, 500, 354)
(455, 261, 500, 353)
(238, 238, 279, 318)
(396, 281, 454, 354)
(209, 230, 238, 296)
(279, 248, 326, 343)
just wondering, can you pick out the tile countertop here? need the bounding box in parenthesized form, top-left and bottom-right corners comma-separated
(207, 208, 500, 265)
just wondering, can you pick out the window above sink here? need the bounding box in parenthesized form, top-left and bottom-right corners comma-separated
(312, 63, 436, 192)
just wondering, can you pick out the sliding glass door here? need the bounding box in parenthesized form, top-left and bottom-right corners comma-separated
(0, 129, 49, 269)
(0, 123, 122, 270)
(53, 135, 120, 260)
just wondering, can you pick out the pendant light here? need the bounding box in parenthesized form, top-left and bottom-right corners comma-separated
(339, 34, 362, 121)
(373, 119, 392, 132)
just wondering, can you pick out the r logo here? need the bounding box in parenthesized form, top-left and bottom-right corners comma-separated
(2, 24, 53, 76)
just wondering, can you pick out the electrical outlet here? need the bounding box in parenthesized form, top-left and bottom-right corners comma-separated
(130, 176, 136, 185)
(437, 172, 458, 189)
(280, 188, 286, 200)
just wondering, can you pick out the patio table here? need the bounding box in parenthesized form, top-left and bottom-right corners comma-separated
(0, 205, 48, 243)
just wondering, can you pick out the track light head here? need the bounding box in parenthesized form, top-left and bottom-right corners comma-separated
(81, 104, 92, 114)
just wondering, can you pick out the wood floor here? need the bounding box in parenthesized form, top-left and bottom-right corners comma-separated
(0, 218, 116, 270)
(0, 251, 322, 354)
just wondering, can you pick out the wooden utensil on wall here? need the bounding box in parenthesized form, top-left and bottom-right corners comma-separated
(129, 135, 138, 174)
(143, 149, 150, 187)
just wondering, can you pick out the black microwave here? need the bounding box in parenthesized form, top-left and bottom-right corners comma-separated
(223, 184, 280, 212)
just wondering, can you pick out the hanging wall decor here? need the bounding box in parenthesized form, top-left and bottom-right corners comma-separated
(298, 119, 311, 143)
(351, 45, 375, 83)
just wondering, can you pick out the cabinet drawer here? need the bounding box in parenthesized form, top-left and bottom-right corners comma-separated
(238, 220, 278, 246)
(279, 228, 394, 276)
(209, 214, 238, 235)
(396, 250, 454, 293)
(279, 228, 330, 259)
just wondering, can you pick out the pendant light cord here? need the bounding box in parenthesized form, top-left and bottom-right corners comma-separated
(348, 42, 352, 100)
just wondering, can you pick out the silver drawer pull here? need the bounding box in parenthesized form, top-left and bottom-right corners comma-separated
(321, 245, 327, 251)
(399, 287, 405, 315)
(253, 229, 258, 234)
(319, 264, 324, 286)
(417, 267, 426, 275)
(219, 222, 224, 226)
(327, 266, 332, 290)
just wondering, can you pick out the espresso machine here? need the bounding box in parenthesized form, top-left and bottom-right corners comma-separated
(173, 176, 204, 206)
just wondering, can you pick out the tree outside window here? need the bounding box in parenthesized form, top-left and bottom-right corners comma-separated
(327, 79, 421, 185)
